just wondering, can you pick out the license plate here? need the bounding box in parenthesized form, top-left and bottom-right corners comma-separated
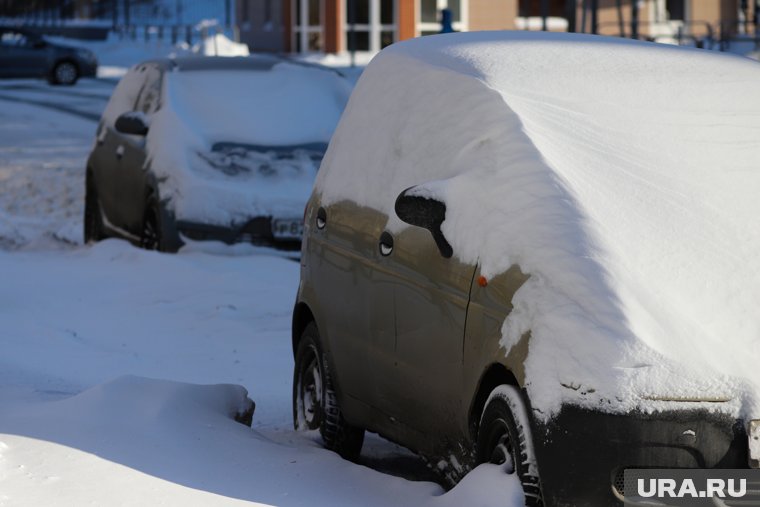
(272, 218, 303, 240)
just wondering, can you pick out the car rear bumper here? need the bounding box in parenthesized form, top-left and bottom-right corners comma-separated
(176, 217, 301, 251)
(533, 405, 750, 507)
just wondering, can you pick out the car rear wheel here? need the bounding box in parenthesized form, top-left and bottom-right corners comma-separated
(477, 385, 543, 506)
(83, 180, 105, 243)
(293, 322, 364, 461)
(51, 61, 79, 86)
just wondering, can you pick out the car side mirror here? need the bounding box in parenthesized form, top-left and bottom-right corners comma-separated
(114, 112, 149, 136)
(395, 187, 453, 258)
(33, 40, 46, 49)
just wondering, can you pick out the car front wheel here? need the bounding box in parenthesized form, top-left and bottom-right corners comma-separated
(51, 61, 79, 86)
(293, 322, 364, 460)
(477, 385, 543, 506)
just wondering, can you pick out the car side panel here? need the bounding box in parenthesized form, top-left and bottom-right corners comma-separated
(305, 197, 385, 410)
(461, 265, 532, 438)
(111, 135, 149, 234)
(89, 123, 126, 230)
(372, 225, 476, 454)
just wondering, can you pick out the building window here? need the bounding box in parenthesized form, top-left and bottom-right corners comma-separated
(417, 0, 466, 36)
(294, 0, 324, 52)
(665, 0, 685, 21)
(345, 0, 397, 52)
(649, 0, 687, 41)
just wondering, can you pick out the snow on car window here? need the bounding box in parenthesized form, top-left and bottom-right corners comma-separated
(141, 63, 347, 228)
(165, 64, 350, 147)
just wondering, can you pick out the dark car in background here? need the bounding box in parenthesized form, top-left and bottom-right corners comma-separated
(0, 26, 97, 85)
(84, 56, 351, 252)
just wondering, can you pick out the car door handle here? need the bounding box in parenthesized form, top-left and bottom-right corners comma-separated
(115, 145, 124, 160)
(316, 207, 326, 230)
(379, 231, 394, 256)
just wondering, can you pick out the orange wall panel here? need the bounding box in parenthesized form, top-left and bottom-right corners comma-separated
(398, 0, 417, 40)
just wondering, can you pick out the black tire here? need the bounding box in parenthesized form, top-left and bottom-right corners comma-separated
(83, 178, 105, 243)
(51, 61, 79, 86)
(477, 385, 543, 506)
(140, 201, 162, 251)
(293, 322, 364, 460)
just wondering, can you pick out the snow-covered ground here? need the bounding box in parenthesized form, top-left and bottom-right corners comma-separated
(0, 239, 519, 506)
(0, 89, 96, 249)
(0, 51, 519, 505)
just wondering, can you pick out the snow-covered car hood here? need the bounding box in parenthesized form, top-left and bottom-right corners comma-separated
(103, 61, 351, 225)
(316, 32, 760, 421)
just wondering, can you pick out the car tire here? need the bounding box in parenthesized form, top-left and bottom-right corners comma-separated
(293, 322, 364, 461)
(140, 200, 162, 251)
(477, 385, 543, 506)
(50, 61, 79, 86)
(83, 178, 105, 243)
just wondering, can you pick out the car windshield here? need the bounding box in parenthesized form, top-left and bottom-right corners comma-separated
(166, 65, 349, 147)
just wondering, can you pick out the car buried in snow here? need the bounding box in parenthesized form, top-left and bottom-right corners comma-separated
(84, 56, 351, 252)
(291, 32, 760, 506)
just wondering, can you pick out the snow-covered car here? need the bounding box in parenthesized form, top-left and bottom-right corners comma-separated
(84, 56, 351, 251)
(292, 32, 760, 506)
(0, 26, 97, 85)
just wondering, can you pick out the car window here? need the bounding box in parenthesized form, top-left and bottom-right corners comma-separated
(134, 66, 163, 115)
(0, 31, 32, 48)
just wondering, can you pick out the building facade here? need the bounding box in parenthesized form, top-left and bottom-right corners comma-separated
(235, 0, 758, 53)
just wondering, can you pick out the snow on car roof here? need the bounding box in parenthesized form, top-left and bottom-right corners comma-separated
(138, 54, 345, 76)
(317, 31, 760, 420)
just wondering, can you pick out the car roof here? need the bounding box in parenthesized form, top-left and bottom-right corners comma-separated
(141, 55, 343, 77)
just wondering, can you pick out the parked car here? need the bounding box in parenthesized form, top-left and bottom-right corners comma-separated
(84, 56, 351, 252)
(291, 32, 760, 506)
(0, 26, 97, 84)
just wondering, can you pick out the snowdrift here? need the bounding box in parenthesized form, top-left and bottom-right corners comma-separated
(0, 373, 521, 505)
(317, 31, 760, 419)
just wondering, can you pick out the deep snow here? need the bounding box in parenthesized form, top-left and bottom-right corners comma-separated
(0, 95, 522, 505)
(0, 241, 522, 506)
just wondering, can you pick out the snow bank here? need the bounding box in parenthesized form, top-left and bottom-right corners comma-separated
(0, 372, 487, 506)
(0, 239, 527, 506)
(193, 33, 250, 57)
(317, 31, 760, 420)
(428, 464, 523, 507)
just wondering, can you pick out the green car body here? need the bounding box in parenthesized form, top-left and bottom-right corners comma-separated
(295, 197, 532, 467)
(292, 32, 759, 507)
